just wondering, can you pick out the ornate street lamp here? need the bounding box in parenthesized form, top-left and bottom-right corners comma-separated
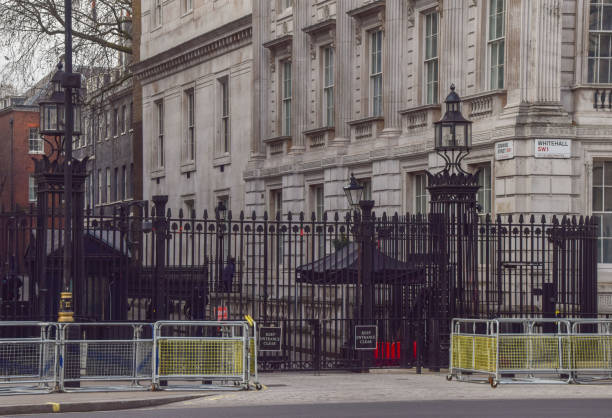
(215, 200, 228, 222)
(433, 84, 473, 174)
(39, 63, 82, 140)
(343, 173, 364, 209)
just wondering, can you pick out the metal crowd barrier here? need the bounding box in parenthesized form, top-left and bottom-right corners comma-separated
(448, 318, 612, 387)
(571, 320, 612, 384)
(153, 321, 252, 391)
(245, 315, 261, 390)
(58, 323, 154, 392)
(0, 322, 58, 394)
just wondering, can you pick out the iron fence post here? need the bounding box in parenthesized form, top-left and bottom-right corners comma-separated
(152, 195, 168, 320)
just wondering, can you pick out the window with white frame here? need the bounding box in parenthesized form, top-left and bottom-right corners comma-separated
(360, 178, 372, 201)
(219, 77, 230, 154)
(89, 174, 94, 208)
(323, 46, 334, 127)
(155, 100, 164, 168)
(105, 110, 110, 139)
(270, 189, 283, 262)
(588, 0, 612, 83)
(424, 12, 439, 105)
(28, 175, 37, 202)
(153, 0, 162, 27)
(113, 167, 118, 202)
(113, 108, 118, 137)
(282, 61, 292, 136)
(281, 0, 292, 10)
(312, 184, 325, 256)
(182, 0, 193, 13)
(28, 128, 43, 154)
(129, 163, 133, 198)
(370, 30, 383, 117)
(476, 164, 492, 217)
(121, 104, 127, 133)
(592, 161, 612, 262)
(488, 0, 506, 89)
(414, 173, 428, 214)
(97, 169, 102, 205)
(106, 167, 111, 203)
(122, 165, 127, 201)
(184, 88, 195, 161)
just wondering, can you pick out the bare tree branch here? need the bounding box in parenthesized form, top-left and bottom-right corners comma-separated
(0, 0, 132, 91)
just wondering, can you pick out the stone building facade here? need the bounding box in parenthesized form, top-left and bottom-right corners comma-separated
(135, 0, 253, 214)
(242, 0, 612, 310)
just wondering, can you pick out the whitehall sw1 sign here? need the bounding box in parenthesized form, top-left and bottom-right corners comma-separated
(495, 140, 514, 160)
(535, 139, 571, 159)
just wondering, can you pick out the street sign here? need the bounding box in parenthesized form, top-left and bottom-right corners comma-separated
(259, 327, 282, 352)
(495, 140, 514, 160)
(535, 139, 571, 159)
(354, 325, 377, 350)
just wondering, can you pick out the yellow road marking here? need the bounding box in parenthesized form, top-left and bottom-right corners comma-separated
(47, 402, 60, 413)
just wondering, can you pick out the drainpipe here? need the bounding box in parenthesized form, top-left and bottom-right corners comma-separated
(9, 117, 14, 212)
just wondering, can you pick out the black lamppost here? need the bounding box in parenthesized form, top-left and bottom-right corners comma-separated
(215, 200, 227, 294)
(39, 58, 82, 322)
(39, 0, 82, 322)
(433, 84, 473, 175)
(343, 174, 375, 323)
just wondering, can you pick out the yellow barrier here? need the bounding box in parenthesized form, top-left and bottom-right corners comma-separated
(157, 339, 244, 376)
(451, 335, 496, 373)
(571, 336, 612, 370)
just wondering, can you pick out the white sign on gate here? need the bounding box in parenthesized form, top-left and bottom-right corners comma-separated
(495, 140, 514, 161)
(534, 139, 571, 159)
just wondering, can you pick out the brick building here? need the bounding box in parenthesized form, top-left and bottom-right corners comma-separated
(0, 94, 47, 212)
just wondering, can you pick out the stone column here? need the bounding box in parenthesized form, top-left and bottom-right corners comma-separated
(505, 0, 562, 106)
(334, 0, 358, 142)
(372, 160, 402, 215)
(324, 166, 351, 212)
(251, 0, 270, 158)
(382, 0, 405, 137)
(291, 2, 310, 152)
(440, 0, 465, 94)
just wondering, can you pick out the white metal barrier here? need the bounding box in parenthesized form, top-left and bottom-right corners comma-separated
(153, 321, 252, 391)
(58, 323, 153, 392)
(570, 320, 612, 384)
(0, 322, 58, 394)
(448, 318, 611, 387)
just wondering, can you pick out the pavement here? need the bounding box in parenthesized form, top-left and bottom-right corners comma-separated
(1, 370, 612, 416)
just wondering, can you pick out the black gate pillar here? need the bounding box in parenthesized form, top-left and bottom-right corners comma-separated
(33, 156, 87, 321)
(426, 85, 481, 369)
(152, 195, 168, 320)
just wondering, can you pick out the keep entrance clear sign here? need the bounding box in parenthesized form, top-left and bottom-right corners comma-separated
(354, 325, 378, 350)
(259, 327, 282, 352)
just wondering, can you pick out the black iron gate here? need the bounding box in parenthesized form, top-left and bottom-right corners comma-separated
(0, 196, 599, 371)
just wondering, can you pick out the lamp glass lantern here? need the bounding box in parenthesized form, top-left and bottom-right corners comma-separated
(216, 200, 227, 221)
(343, 173, 364, 208)
(38, 64, 82, 137)
(434, 85, 472, 152)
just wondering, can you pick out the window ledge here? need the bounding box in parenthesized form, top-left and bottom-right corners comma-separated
(180, 161, 196, 173)
(213, 154, 231, 167)
(150, 169, 165, 179)
(28, 151, 45, 155)
(303, 126, 335, 149)
(346, 0, 385, 19)
(347, 117, 384, 142)
(264, 135, 292, 155)
(461, 89, 507, 119)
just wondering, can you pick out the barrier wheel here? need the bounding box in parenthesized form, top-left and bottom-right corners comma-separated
(256, 383, 263, 390)
(446, 375, 452, 381)
(488, 377, 498, 389)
